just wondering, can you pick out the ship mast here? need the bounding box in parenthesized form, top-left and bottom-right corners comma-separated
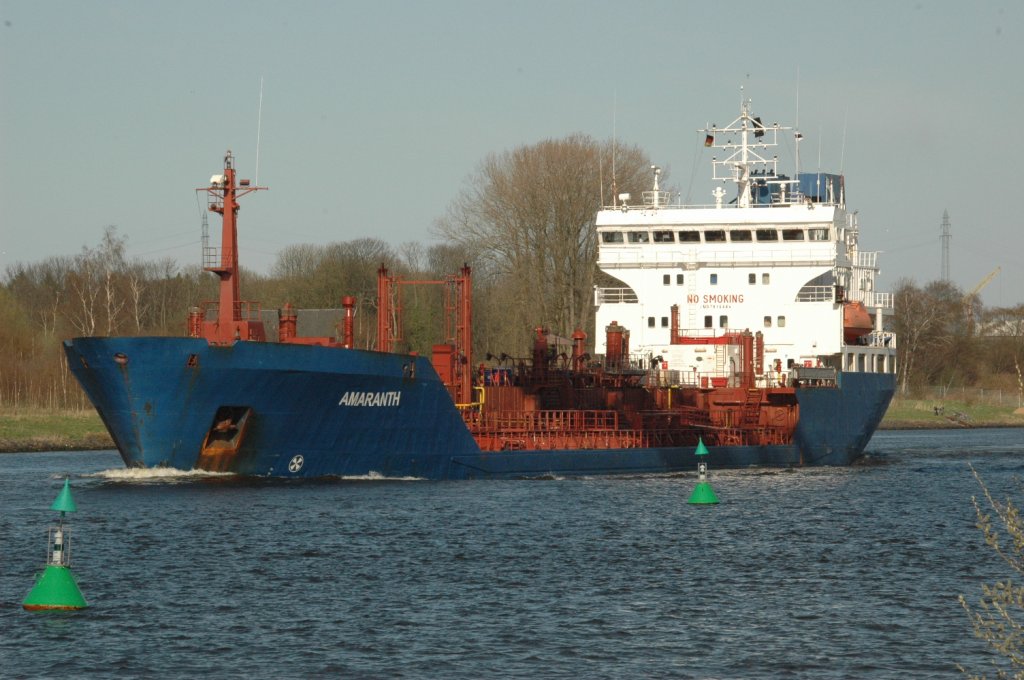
(701, 98, 786, 207)
(196, 150, 268, 344)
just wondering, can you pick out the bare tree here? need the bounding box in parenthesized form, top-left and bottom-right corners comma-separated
(4, 256, 72, 337)
(98, 227, 129, 335)
(269, 239, 395, 311)
(892, 278, 972, 394)
(425, 243, 474, 278)
(398, 241, 425, 273)
(126, 260, 168, 334)
(271, 243, 323, 280)
(66, 247, 102, 336)
(981, 305, 1024, 376)
(434, 134, 653, 351)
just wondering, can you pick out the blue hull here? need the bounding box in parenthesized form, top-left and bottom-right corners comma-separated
(64, 337, 895, 479)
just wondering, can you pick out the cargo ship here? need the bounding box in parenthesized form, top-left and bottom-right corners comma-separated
(64, 99, 896, 479)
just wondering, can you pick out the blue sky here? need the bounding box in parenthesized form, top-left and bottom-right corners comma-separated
(1, 0, 1021, 306)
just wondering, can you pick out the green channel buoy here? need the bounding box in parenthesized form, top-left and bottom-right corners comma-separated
(688, 437, 720, 505)
(23, 477, 88, 611)
(23, 565, 88, 611)
(51, 477, 78, 513)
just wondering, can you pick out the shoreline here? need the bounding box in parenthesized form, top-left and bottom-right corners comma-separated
(0, 434, 115, 454)
(4, 396, 1022, 454)
(878, 420, 1024, 430)
(2, 418, 1021, 454)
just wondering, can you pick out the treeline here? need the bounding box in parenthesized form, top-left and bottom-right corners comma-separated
(1, 135, 655, 409)
(892, 279, 1024, 397)
(3, 133, 1022, 410)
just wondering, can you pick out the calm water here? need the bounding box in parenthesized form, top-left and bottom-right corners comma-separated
(1, 429, 1021, 679)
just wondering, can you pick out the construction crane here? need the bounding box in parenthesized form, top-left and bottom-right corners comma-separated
(967, 267, 1001, 299)
(964, 266, 1001, 333)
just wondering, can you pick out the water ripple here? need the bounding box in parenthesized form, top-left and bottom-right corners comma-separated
(1, 429, 1021, 678)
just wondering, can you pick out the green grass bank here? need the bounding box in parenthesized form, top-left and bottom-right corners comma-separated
(2, 398, 1022, 453)
(881, 397, 1024, 430)
(0, 408, 114, 453)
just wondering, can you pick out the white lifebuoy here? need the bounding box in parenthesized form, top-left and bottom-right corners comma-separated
(288, 455, 304, 473)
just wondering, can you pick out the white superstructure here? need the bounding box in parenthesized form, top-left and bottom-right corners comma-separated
(594, 99, 896, 387)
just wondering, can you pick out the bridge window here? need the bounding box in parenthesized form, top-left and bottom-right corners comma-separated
(704, 315, 712, 328)
(720, 315, 728, 328)
(748, 273, 756, 285)
(710, 273, 718, 285)
(808, 227, 830, 241)
(663, 274, 671, 285)
(705, 230, 726, 242)
(648, 316, 655, 327)
(762, 273, 770, 284)
(764, 316, 772, 327)
(661, 317, 669, 327)
(652, 230, 674, 243)
(678, 230, 700, 242)
(601, 231, 624, 243)
(778, 316, 786, 327)
(730, 230, 752, 242)
(782, 229, 805, 241)
(756, 229, 779, 241)
(628, 231, 649, 243)
(676, 274, 684, 285)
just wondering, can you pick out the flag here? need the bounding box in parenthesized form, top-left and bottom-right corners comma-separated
(704, 134, 714, 147)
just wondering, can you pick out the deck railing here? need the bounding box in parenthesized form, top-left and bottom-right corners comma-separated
(594, 287, 639, 304)
(795, 285, 835, 302)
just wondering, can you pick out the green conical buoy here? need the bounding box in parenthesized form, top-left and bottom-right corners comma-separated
(688, 480, 720, 504)
(23, 565, 88, 611)
(688, 437, 720, 505)
(51, 478, 77, 514)
(23, 477, 88, 611)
